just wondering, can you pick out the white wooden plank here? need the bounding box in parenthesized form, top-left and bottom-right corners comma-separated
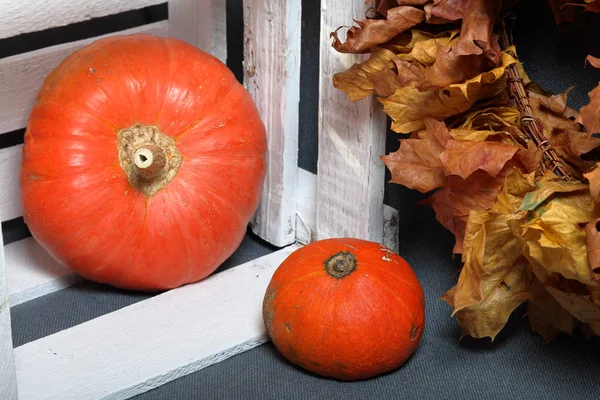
(244, 0, 302, 247)
(295, 168, 399, 251)
(6, 238, 81, 307)
(0, 229, 18, 400)
(0, 21, 169, 135)
(168, 0, 227, 63)
(316, 1, 387, 243)
(0, 145, 22, 222)
(14, 244, 301, 400)
(0, 0, 165, 39)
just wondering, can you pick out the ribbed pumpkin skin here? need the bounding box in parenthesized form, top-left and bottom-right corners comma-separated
(20, 34, 267, 291)
(263, 238, 425, 381)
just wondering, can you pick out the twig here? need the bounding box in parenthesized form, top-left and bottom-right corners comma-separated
(499, 19, 576, 181)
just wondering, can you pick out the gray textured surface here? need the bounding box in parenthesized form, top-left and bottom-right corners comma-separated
(9, 0, 600, 399)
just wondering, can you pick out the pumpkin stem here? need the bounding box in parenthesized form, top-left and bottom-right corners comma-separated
(117, 123, 183, 197)
(134, 145, 167, 180)
(325, 252, 356, 278)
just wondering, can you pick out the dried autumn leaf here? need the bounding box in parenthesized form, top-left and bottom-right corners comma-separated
(491, 168, 537, 214)
(546, 287, 600, 323)
(585, 218, 600, 282)
(381, 118, 451, 192)
(580, 83, 600, 135)
(440, 140, 519, 179)
(584, 163, 600, 199)
(430, 170, 506, 253)
(381, 51, 516, 133)
(519, 171, 588, 211)
(517, 141, 543, 174)
(427, 0, 468, 21)
(444, 257, 533, 341)
(548, 128, 600, 170)
(514, 190, 600, 284)
(331, 6, 425, 53)
(539, 86, 573, 114)
(333, 47, 398, 101)
(546, 0, 576, 26)
(527, 280, 577, 343)
(454, 0, 502, 63)
(587, 55, 600, 68)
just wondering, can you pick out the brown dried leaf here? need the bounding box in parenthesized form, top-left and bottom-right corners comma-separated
(584, 163, 600, 199)
(428, 0, 469, 21)
(333, 47, 399, 101)
(548, 128, 600, 170)
(527, 280, 577, 343)
(419, 46, 487, 90)
(587, 55, 600, 68)
(444, 256, 533, 341)
(382, 51, 516, 133)
(331, 6, 425, 53)
(514, 187, 599, 284)
(580, 83, 600, 135)
(546, 287, 600, 323)
(440, 140, 519, 179)
(546, 0, 576, 27)
(430, 171, 506, 253)
(585, 218, 600, 282)
(381, 118, 452, 192)
(539, 86, 573, 114)
(517, 141, 543, 174)
(454, 0, 502, 63)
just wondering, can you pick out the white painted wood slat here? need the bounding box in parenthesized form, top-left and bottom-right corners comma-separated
(0, 145, 22, 222)
(316, 1, 388, 244)
(0, 229, 18, 400)
(0, 0, 165, 39)
(295, 168, 399, 252)
(168, 0, 227, 63)
(0, 21, 169, 135)
(244, 0, 302, 247)
(6, 238, 81, 307)
(14, 244, 300, 400)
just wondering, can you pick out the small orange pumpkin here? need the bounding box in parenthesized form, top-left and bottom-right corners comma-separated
(263, 238, 425, 381)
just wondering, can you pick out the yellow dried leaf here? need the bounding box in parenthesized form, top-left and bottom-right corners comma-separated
(381, 51, 516, 133)
(527, 280, 577, 343)
(546, 287, 600, 323)
(584, 164, 600, 200)
(449, 129, 498, 142)
(491, 168, 537, 214)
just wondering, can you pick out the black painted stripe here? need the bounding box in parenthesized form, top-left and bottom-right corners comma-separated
(0, 3, 168, 59)
(2, 217, 32, 245)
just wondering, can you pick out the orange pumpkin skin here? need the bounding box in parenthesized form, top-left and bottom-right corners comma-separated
(20, 34, 267, 291)
(263, 238, 425, 381)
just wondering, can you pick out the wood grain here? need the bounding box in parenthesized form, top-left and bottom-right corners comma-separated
(168, 0, 227, 63)
(315, 0, 387, 243)
(0, 145, 23, 222)
(6, 238, 81, 307)
(0, 228, 18, 400)
(14, 244, 300, 400)
(0, 0, 165, 39)
(0, 21, 169, 135)
(244, 0, 302, 247)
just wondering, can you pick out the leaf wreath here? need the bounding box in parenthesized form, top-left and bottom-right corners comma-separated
(331, 0, 600, 342)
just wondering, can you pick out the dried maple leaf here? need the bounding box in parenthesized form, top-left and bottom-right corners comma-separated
(381, 51, 516, 132)
(454, 0, 502, 63)
(444, 256, 533, 341)
(514, 187, 600, 284)
(381, 118, 452, 192)
(580, 86, 600, 136)
(587, 55, 600, 68)
(548, 128, 600, 170)
(546, 286, 600, 323)
(546, 0, 576, 26)
(491, 168, 537, 214)
(331, 6, 425, 53)
(584, 163, 600, 199)
(585, 218, 600, 282)
(527, 280, 577, 343)
(429, 170, 507, 253)
(427, 0, 469, 21)
(517, 141, 543, 174)
(440, 140, 519, 179)
(539, 86, 573, 114)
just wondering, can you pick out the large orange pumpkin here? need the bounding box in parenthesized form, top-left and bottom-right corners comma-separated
(20, 34, 267, 291)
(263, 238, 425, 381)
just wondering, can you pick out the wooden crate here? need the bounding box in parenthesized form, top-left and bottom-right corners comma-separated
(0, 1, 399, 399)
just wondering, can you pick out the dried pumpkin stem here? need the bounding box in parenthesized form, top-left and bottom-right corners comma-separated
(499, 19, 576, 181)
(134, 145, 167, 180)
(325, 252, 356, 278)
